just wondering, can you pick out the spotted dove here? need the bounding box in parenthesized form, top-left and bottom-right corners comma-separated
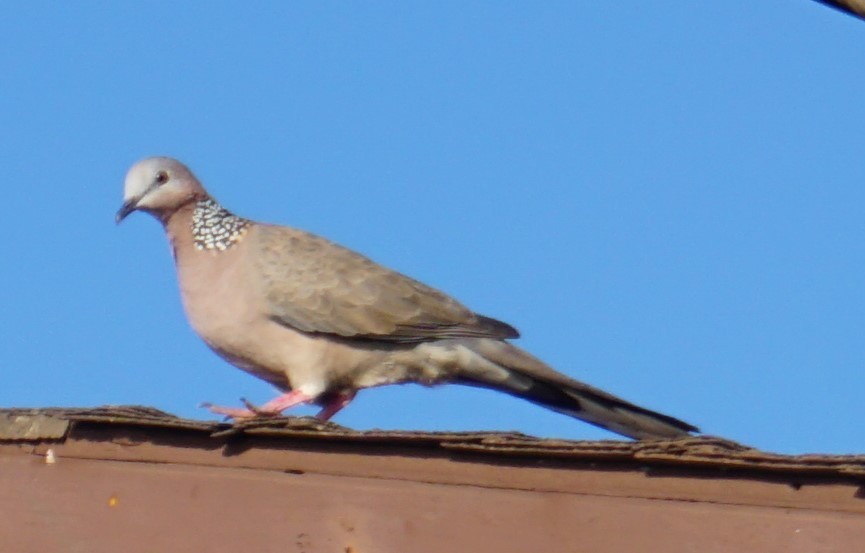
(116, 156, 698, 439)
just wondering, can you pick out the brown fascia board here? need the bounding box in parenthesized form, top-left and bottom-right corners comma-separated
(1, 406, 863, 553)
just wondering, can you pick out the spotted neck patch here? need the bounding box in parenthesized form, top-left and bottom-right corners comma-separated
(191, 198, 250, 251)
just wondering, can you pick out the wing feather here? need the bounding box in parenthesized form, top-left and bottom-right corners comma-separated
(252, 225, 518, 343)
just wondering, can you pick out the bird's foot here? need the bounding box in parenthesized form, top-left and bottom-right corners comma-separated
(199, 401, 259, 420)
(201, 390, 315, 421)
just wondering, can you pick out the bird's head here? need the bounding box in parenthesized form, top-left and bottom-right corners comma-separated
(116, 157, 206, 224)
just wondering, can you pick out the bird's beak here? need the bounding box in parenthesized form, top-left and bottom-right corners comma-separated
(115, 199, 138, 224)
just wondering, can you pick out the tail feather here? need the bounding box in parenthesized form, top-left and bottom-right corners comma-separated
(453, 339, 698, 440)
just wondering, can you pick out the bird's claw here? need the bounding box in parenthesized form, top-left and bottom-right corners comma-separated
(199, 397, 285, 421)
(240, 397, 263, 414)
(200, 401, 258, 420)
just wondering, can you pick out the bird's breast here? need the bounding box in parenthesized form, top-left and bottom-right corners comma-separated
(174, 245, 267, 354)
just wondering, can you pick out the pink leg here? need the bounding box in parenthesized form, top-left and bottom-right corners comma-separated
(315, 391, 356, 421)
(257, 390, 314, 414)
(201, 390, 315, 420)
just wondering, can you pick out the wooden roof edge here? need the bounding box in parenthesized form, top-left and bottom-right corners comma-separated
(1, 405, 862, 482)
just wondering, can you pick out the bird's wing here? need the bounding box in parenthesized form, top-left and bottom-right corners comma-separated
(251, 224, 519, 343)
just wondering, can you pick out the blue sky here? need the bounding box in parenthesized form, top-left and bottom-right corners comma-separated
(1, 3, 862, 454)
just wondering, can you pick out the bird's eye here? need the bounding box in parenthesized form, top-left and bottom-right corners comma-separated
(155, 171, 169, 185)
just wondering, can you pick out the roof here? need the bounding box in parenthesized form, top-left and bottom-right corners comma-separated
(2, 405, 863, 480)
(2, 406, 863, 552)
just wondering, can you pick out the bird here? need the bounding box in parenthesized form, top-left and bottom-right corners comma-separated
(116, 156, 698, 440)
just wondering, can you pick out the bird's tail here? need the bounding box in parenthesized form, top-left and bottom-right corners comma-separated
(451, 339, 698, 440)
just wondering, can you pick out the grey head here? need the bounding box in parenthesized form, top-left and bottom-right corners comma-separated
(116, 157, 207, 224)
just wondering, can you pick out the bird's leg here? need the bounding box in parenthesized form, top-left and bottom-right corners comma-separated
(256, 390, 315, 414)
(315, 391, 357, 421)
(201, 390, 315, 420)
